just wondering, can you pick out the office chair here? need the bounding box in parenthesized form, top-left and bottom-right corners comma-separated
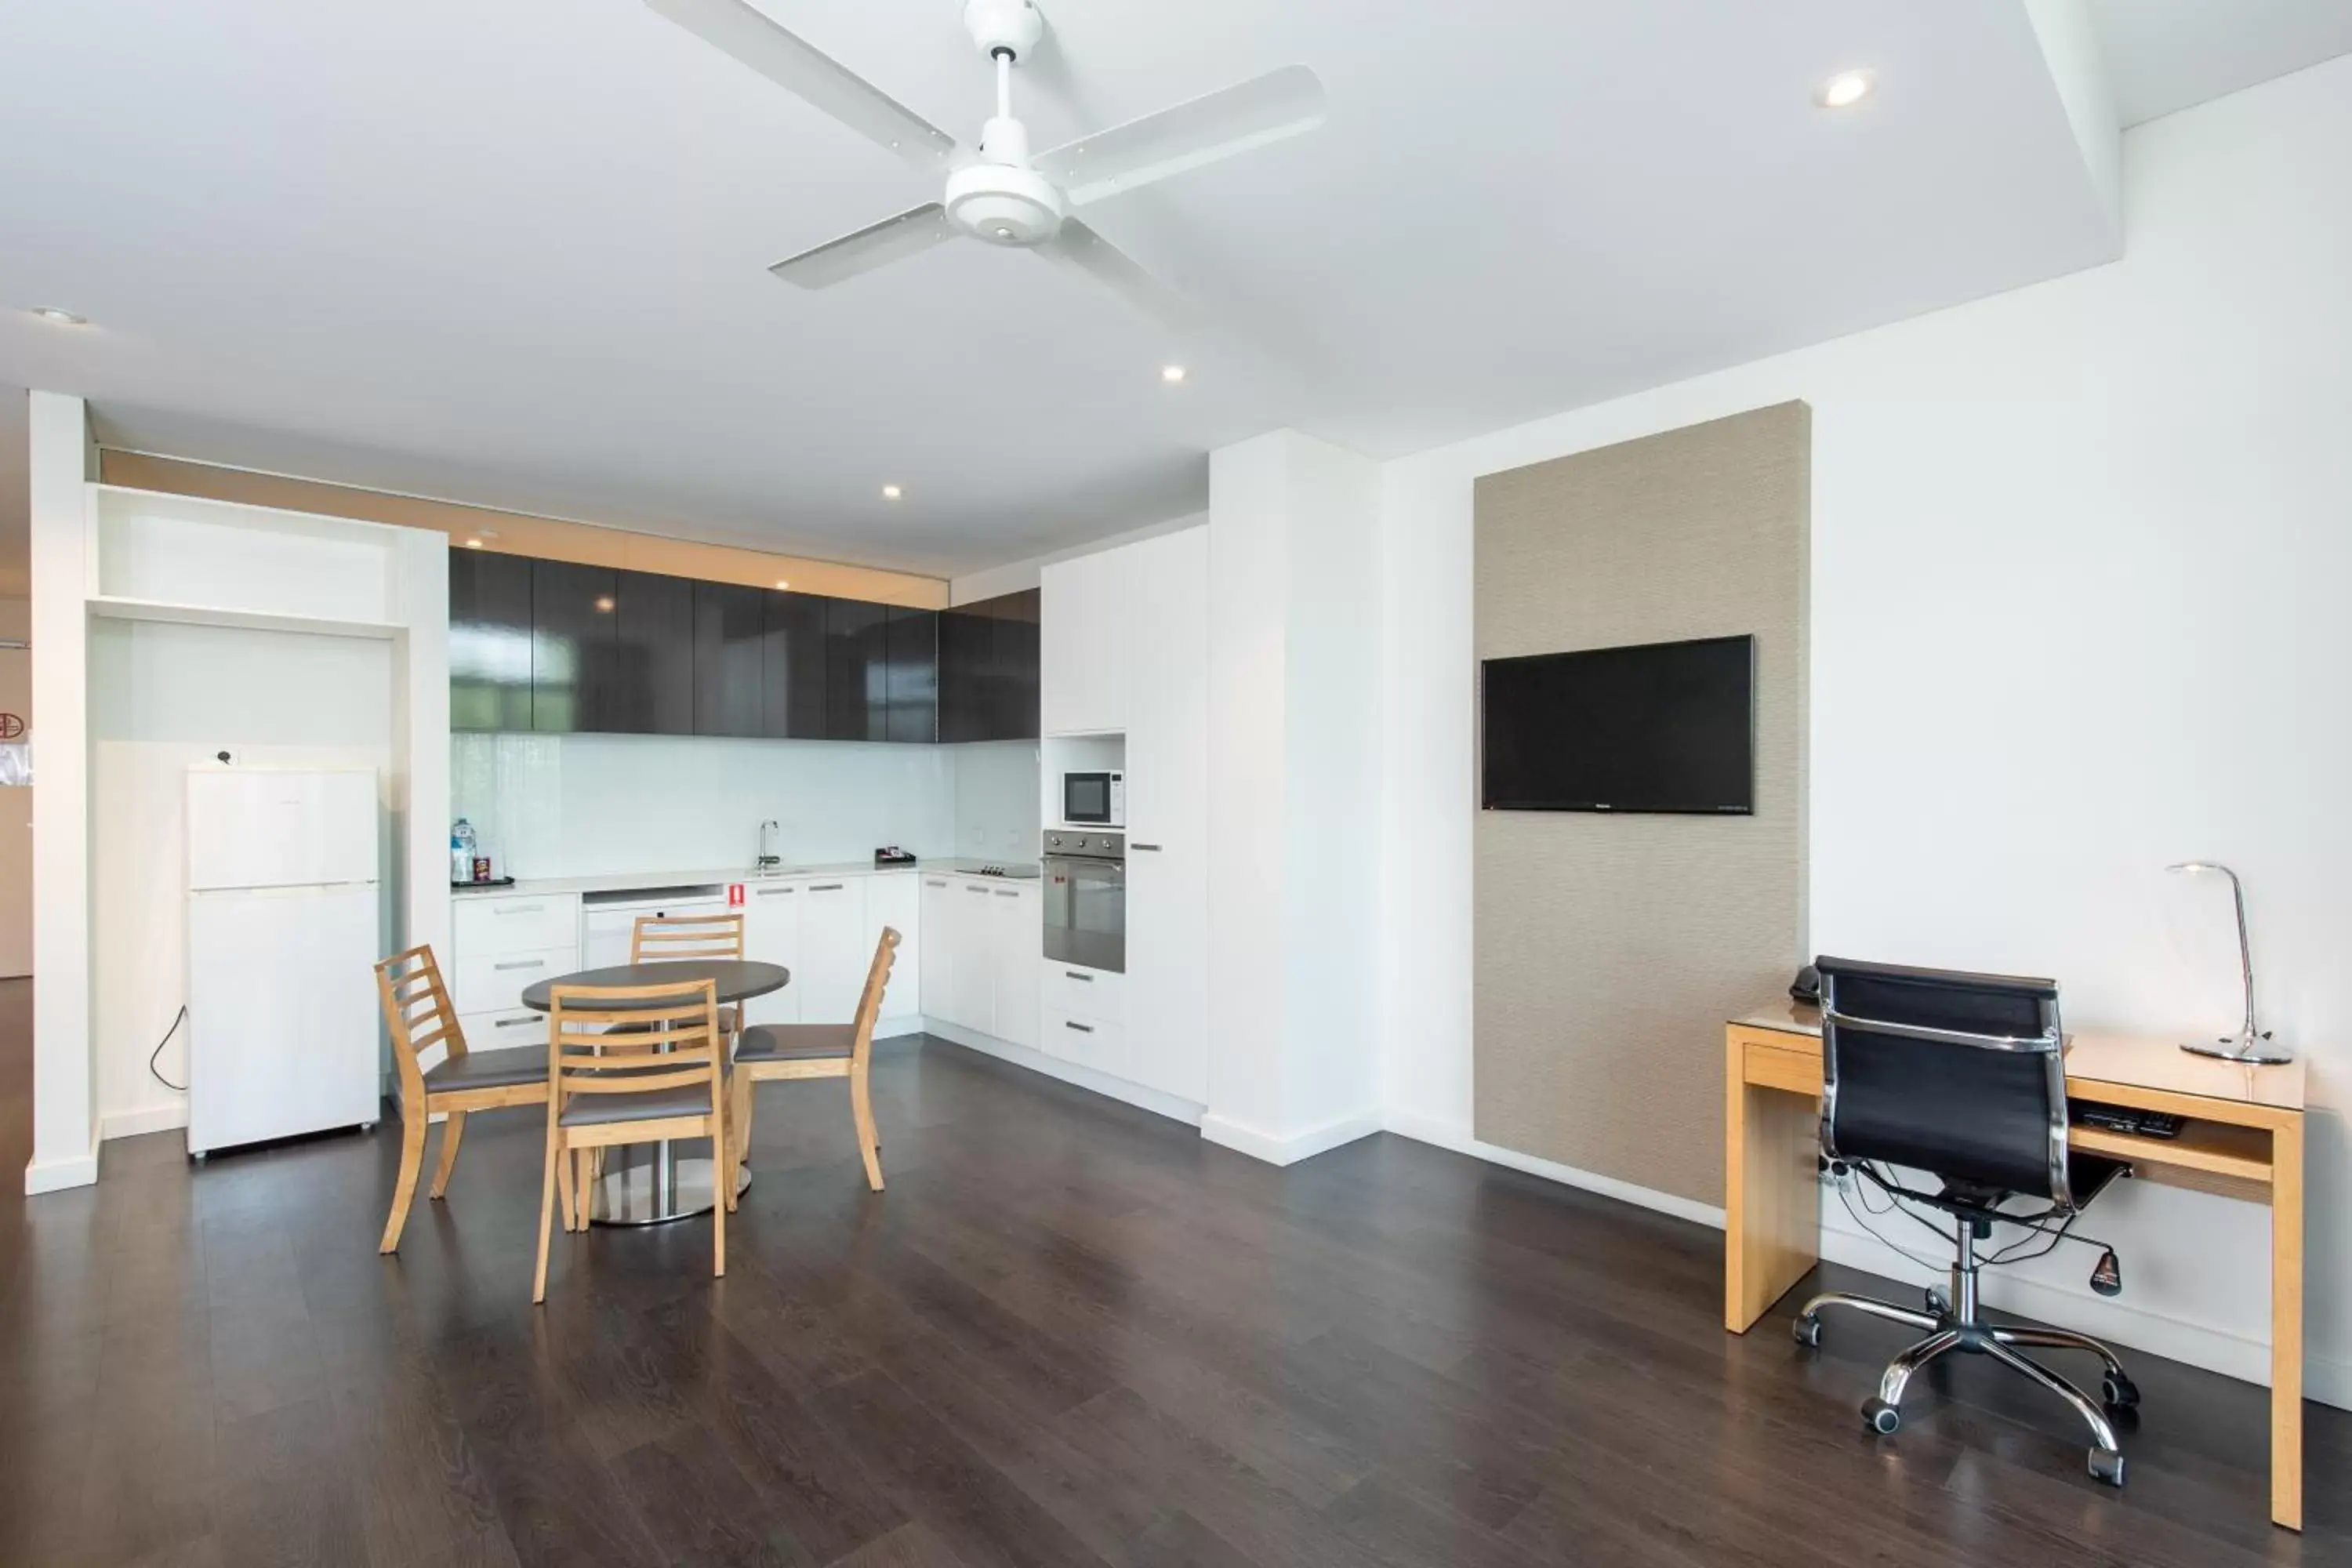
(1793, 957, 2139, 1486)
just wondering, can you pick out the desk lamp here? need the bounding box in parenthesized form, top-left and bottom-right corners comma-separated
(2166, 862, 2291, 1065)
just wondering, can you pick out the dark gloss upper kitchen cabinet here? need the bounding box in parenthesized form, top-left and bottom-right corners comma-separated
(611, 569, 696, 735)
(938, 588, 1040, 742)
(824, 597, 891, 742)
(693, 580, 766, 738)
(885, 606, 939, 744)
(761, 589, 829, 740)
(531, 558, 619, 734)
(448, 547, 534, 732)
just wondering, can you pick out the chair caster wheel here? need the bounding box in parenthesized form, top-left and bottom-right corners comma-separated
(1792, 1315, 1821, 1348)
(2100, 1372, 2140, 1410)
(1862, 1398, 1901, 1435)
(1924, 1289, 1951, 1319)
(2089, 1446, 2126, 1486)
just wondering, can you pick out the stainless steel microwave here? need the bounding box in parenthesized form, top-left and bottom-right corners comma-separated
(1062, 770, 1125, 827)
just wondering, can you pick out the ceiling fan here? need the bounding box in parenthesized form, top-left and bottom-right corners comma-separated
(644, 0, 1327, 337)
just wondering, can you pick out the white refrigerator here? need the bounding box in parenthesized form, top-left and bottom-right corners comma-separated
(185, 768, 383, 1156)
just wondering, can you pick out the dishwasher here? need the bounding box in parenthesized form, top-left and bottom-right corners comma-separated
(580, 885, 729, 968)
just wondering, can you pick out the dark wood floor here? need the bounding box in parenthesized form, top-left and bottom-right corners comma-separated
(2, 980, 2344, 1567)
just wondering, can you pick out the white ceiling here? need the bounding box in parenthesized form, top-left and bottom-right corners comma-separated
(2088, 0, 2352, 126)
(0, 2, 2344, 578)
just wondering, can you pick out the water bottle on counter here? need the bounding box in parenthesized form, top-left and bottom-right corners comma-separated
(452, 818, 477, 884)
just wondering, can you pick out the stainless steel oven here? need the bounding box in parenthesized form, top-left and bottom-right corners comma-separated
(1061, 770, 1124, 827)
(1042, 831, 1124, 974)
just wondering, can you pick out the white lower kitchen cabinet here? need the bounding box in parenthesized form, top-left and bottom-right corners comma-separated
(449, 891, 579, 1057)
(865, 870, 921, 1023)
(917, 873, 1039, 1048)
(944, 879, 996, 1033)
(920, 873, 960, 1022)
(985, 882, 1039, 1050)
(739, 880, 804, 1026)
(795, 877, 870, 1024)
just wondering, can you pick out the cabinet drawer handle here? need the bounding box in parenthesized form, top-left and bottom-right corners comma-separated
(1131, 843, 1163, 852)
(1064, 971, 1092, 982)
(1064, 1020, 1094, 1034)
(494, 904, 545, 915)
(966, 884, 989, 894)
(493, 958, 545, 971)
(493, 1014, 540, 1029)
(808, 884, 845, 892)
(924, 879, 948, 887)
(756, 887, 795, 896)
(993, 889, 1021, 898)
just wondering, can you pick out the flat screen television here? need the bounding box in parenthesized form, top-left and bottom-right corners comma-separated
(1480, 633, 1755, 814)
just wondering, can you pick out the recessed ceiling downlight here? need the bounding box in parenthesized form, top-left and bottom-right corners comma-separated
(28, 307, 87, 325)
(1161, 365, 1187, 384)
(882, 484, 903, 499)
(1816, 70, 1875, 109)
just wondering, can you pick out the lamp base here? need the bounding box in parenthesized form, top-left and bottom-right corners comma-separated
(2180, 1035, 2293, 1066)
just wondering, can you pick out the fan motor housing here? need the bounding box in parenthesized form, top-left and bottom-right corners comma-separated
(946, 162, 1065, 246)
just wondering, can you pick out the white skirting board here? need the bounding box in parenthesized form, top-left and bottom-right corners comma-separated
(1381, 1110, 2350, 1412)
(1381, 1109, 1726, 1228)
(24, 1143, 100, 1195)
(100, 1102, 191, 1141)
(1200, 1109, 1383, 1167)
(920, 1018, 1207, 1127)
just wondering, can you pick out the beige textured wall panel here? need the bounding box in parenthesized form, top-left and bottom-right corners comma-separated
(1474, 401, 1808, 1207)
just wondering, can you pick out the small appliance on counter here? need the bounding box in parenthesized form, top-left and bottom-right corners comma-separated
(1061, 770, 1124, 827)
(874, 845, 918, 866)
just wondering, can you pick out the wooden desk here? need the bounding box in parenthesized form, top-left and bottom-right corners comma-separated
(1724, 1000, 2308, 1530)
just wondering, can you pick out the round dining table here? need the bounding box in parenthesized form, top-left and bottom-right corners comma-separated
(520, 959, 789, 1226)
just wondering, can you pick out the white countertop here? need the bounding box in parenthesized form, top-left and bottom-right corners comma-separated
(453, 858, 1039, 898)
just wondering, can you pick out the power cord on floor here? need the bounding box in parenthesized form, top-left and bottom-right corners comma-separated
(148, 1004, 189, 1092)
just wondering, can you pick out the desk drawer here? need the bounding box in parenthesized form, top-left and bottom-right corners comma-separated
(455, 945, 575, 1015)
(1742, 1039, 1823, 1097)
(456, 895, 579, 960)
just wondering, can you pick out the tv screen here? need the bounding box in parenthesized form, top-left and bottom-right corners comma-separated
(1481, 634, 1755, 814)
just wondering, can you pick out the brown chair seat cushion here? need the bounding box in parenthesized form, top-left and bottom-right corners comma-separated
(423, 1047, 547, 1094)
(734, 1024, 855, 1064)
(558, 1083, 717, 1127)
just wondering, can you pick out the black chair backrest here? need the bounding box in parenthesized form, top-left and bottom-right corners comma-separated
(1817, 956, 2070, 1205)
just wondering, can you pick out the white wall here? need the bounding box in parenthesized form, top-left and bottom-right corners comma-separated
(1378, 56, 2352, 1401)
(452, 731, 967, 878)
(951, 512, 1209, 604)
(25, 392, 93, 1192)
(88, 620, 395, 1137)
(0, 596, 30, 978)
(1204, 434, 1384, 1161)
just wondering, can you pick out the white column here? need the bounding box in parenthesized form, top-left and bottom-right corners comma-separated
(1203, 430, 1384, 1163)
(26, 390, 96, 1194)
(392, 527, 451, 964)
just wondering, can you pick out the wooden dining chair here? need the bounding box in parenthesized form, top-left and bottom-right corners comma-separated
(728, 927, 898, 1194)
(535, 978, 728, 1303)
(374, 945, 561, 1254)
(631, 910, 746, 1035)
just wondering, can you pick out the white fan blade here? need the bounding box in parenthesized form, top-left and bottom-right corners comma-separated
(1036, 219, 1202, 340)
(645, 0, 958, 171)
(1037, 65, 1326, 206)
(771, 204, 957, 289)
